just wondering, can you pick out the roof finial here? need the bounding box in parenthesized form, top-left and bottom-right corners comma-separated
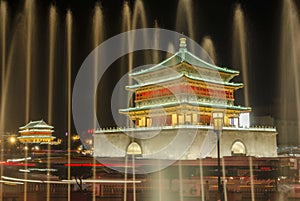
(179, 38, 187, 60)
(179, 38, 187, 49)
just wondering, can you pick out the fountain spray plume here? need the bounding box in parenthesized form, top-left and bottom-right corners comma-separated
(199, 160, 205, 201)
(178, 161, 184, 201)
(122, 1, 132, 75)
(201, 36, 217, 64)
(46, 4, 57, 201)
(121, 0, 148, 114)
(0, 1, 7, 133)
(122, 2, 149, 200)
(131, 1, 148, 198)
(92, 2, 104, 128)
(23, 1, 37, 200)
(166, 42, 175, 59)
(24, 0, 35, 123)
(153, 20, 160, 64)
(48, 4, 57, 125)
(176, 0, 195, 51)
(132, 0, 147, 28)
(0, 1, 7, 104)
(122, 1, 133, 131)
(92, 2, 104, 49)
(1, 0, 33, 135)
(92, 3, 104, 49)
(132, 0, 149, 64)
(0, 2, 7, 201)
(92, 4, 104, 201)
(66, 9, 72, 201)
(233, 4, 250, 106)
(121, 4, 131, 199)
(279, 0, 300, 145)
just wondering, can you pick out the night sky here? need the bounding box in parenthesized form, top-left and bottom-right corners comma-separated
(0, 0, 296, 145)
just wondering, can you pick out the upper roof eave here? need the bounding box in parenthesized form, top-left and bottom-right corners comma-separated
(126, 73, 243, 90)
(19, 120, 53, 130)
(119, 101, 251, 113)
(130, 50, 239, 77)
(130, 52, 181, 76)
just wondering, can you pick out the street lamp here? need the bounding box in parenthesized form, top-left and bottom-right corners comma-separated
(8, 136, 16, 144)
(212, 111, 224, 201)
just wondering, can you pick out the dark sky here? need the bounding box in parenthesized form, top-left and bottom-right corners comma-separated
(0, 0, 295, 144)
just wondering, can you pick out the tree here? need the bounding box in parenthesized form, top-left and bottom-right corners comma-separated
(52, 163, 93, 191)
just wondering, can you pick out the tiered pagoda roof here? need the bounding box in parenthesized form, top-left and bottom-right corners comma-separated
(120, 38, 251, 128)
(130, 46, 239, 79)
(18, 120, 56, 144)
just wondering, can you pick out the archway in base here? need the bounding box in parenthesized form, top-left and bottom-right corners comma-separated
(126, 141, 142, 156)
(231, 140, 246, 156)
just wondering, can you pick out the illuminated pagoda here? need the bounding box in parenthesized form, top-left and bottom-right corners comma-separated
(121, 38, 250, 128)
(18, 120, 60, 144)
(94, 38, 277, 159)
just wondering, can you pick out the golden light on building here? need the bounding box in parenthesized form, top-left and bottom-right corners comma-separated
(120, 38, 251, 128)
(72, 134, 80, 141)
(18, 120, 60, 145)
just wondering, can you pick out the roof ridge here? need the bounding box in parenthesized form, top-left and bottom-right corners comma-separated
(19, 119, 53, 130)
(185, 51, 239, 74)
(127, 73, 243, 89)
(130, 52, 181, 76)
(130, 49, 239, 77)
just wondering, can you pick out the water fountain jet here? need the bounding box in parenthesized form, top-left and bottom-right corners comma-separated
(0, 3, 7, 201)
(66, 9, 72, 201)
(153, 20, 160, 64)
(132, 0, 149, 65)
(121, 4, 132, 200)
(24, 0, 35, 123)
(0, 1, 7, 107)
(92, 4, 104, 201)
(47, 4, 57, 126)
(233, 4, 250, 107)
(176, 0, 195, 51)
(46, 4, 58, 201)
(279, 0, 300, 145)
(201, 36, 217, 64)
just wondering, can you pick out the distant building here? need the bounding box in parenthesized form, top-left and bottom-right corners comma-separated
(94, 38, 277, 159)
(18, 120, 61, 145)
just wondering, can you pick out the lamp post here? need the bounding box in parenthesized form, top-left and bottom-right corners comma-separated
(212, 111, 224, 201)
